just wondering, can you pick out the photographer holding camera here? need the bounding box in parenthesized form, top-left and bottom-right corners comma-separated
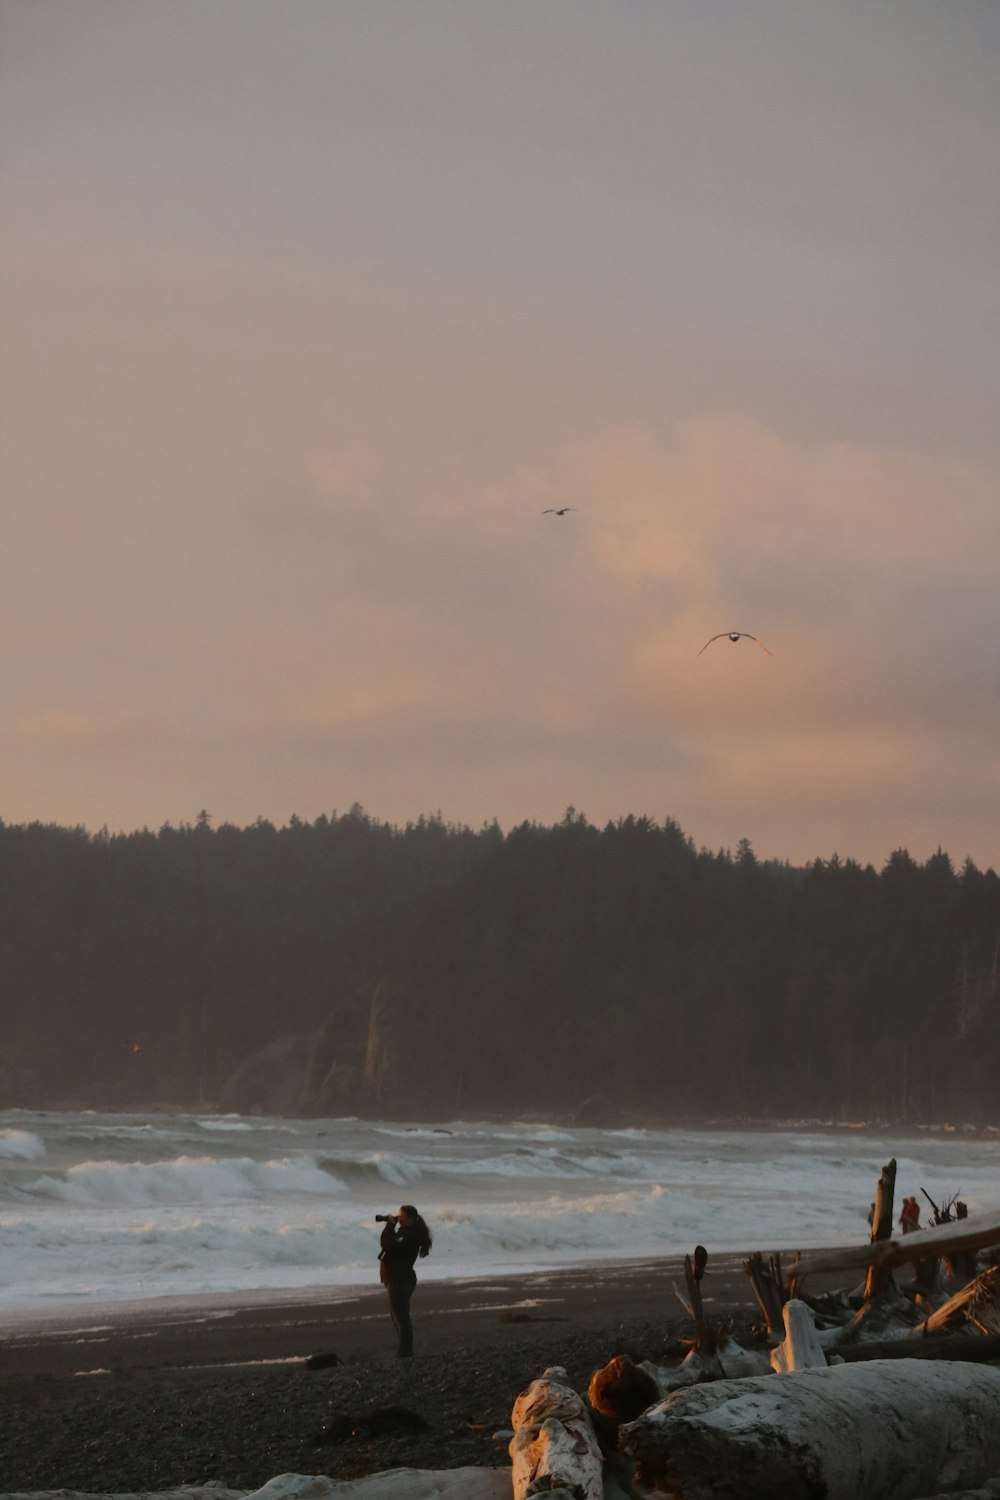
(376, 1204, 432, 1358)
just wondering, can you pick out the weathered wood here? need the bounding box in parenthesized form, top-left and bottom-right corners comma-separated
(620, 1360, 1000, 1500)
(509, 1365, 603, 1500)
(921, 1265, 997, 1336)
(864, 1157, 897, 1301)
(715, 1334, 772, 1379)
(636, 1338, 770, 1400)
(743, 1250, 785, 1335)
(835, 1290, 899, 1345)
(683, 1250, 709, 1350)
(770, 1297, 828, 1372)
(790, 1205, 1000, 1281)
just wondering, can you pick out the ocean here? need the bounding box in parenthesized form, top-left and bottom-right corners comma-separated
(1, 1110, 997, 1319)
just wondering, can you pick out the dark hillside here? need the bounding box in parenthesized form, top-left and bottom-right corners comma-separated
(1, 809, 997, 1123)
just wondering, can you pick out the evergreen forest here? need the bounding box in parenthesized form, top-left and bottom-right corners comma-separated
(1, 808, 998, 1124)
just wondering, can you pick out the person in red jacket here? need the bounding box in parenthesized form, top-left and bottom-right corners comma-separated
(900, 1196, 920, 1233)
(378, 1204, 432, 1357)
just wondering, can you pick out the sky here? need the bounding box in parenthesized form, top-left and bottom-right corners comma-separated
(2, 0, 998, 869)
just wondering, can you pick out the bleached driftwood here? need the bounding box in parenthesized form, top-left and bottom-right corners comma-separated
(509, 1365, 603, 1500)
(620, 1359, 1000, 1500)
(637, 1355, 701, 1397)
(770, 1297, 829, 1372)
(790, 1206, 1000, 1283)
(921, 1264, 998, 1336)
(636, 1335, 770, 1401)
(715, 1333, 771, 1378)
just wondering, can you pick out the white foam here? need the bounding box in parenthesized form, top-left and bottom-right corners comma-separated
(16, 1153, 347, 1205)
(0, 1129, 46, 1160)
(363, 1152, 424, 1185)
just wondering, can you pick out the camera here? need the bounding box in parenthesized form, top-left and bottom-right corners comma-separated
(375, 1213, 397, 1223)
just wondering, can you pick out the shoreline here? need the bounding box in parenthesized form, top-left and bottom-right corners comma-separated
(0, 1240, 846, 1362)
(0, 1252, 773, 1378)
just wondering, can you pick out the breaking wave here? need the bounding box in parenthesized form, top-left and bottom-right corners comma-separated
(0, 1130, 46, 1160)
(14, 1154, 347, 1206)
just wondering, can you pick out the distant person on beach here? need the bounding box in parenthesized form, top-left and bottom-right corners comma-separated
(900, 1196, 920, 1234)
(378, 1203, 432, 1358)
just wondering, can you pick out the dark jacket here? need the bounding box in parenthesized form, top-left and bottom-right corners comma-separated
(379, 1221, 420, 1286)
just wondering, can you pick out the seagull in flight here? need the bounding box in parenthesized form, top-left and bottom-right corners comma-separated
(698, 631, 773, 656)
(542, 507, 576, 516)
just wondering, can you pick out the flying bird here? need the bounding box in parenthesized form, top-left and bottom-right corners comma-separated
(698, 631, 773, 657)
(542, 507, 576, 515)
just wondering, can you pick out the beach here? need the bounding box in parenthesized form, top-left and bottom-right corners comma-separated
(2, 1110, 969, 1492)
(0, 1257, 764, 1492)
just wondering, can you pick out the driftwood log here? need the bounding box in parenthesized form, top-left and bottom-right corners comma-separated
(636, 1335, 771, 1401)
(864, 1157, 897, 1300)
(683, 1247, 710, 1349)
(790, 1205, 1000, 1283)
(770, 1296, 829, 1372)
(509, 1365, 603, 1500)
(921, 1264, 998, 1336)
(620, 1359, 1000, 1500)
(743, 1250, 786, 1336)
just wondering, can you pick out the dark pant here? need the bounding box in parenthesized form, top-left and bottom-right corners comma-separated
(386, 1273, 416, 1356)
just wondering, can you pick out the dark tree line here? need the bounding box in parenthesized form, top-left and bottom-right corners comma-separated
(1, 808, 997, 1123)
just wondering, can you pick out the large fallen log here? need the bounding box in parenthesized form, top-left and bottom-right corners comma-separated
(509, 1365, 603, 1500)
(620, 1359, 1000, 1500)
(790, 1206, 1000, 1282)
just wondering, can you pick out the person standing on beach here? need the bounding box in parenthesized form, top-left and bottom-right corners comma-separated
(378, 1203, 432, 1358)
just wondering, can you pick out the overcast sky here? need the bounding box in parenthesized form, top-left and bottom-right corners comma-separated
(2, 0, 998, 867)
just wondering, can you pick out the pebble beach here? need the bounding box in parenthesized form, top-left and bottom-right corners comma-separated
(0, 1258, 761, 1493)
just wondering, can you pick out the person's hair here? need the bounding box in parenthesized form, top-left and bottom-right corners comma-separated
(401, 1204, 432, 1258)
